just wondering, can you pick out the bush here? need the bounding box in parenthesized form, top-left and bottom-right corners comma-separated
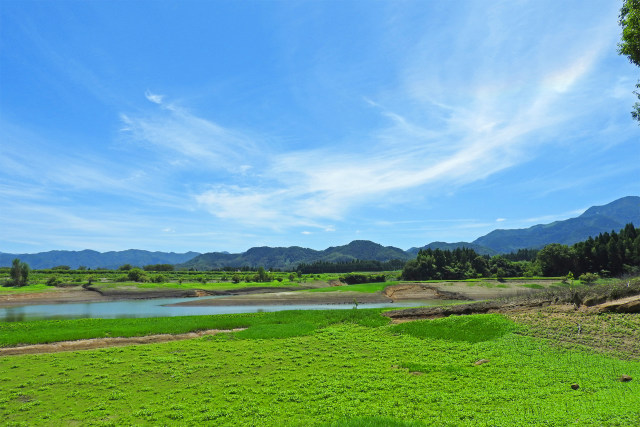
(46, 277, 63, 287)
(127, 268, 147, 282)
(579, 272, 599, 284)
(152, 275, 166, 283)
(339, 274, 386, 285)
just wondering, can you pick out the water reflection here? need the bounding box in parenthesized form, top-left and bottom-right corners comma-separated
(0, 297, 427, 322)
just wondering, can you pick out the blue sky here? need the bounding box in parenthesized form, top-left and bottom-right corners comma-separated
(1, 0, 638, 254)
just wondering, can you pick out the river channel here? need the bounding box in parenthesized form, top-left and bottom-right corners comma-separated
(0, 297, 430, 322)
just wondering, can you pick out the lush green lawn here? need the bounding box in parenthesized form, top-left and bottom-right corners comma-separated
(1, 311, 638, 426)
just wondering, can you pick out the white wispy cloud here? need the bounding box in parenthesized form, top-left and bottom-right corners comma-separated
(189, 43, 612, 228)
(119, 100, 259, 173)
(145, 90, 164, 104)
(114, 4, 622, 232)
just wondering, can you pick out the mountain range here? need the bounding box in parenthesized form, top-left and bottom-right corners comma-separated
(1, 196, 637, 270)
(0, 250, 200, 270)
(471, 195, 639, 252)
(179, 240, 411, 271)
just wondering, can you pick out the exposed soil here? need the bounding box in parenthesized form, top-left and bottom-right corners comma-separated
(167, 290, 392, 306)
(590, 294, 640, 313)
(383, 286, 640, 321)
(383, 283, 472, 301)
(0, 285, 314, 308)
(0, 287, 113, 307)
(0, 328, 245, 356)
(0, 279, 557, 308)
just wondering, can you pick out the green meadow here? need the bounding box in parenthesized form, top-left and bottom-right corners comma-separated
(1, 310, 639, 426)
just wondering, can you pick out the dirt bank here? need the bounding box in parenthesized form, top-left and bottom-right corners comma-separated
(383, 282, 640, 321)
(0, 287, 113, 307)
(0, 285, 315, 308)
(0, 328, 245, 356)
(167, 290, 392, 306)
(384, 283, 472, 301)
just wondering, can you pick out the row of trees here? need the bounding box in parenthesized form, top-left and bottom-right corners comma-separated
(402, 224, 640, 281)
(537, 223, 640, 277)
(401, 247, 536, 281)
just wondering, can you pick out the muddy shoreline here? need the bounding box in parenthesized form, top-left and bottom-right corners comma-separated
(0, 279, 560, 309)
(167, 291, 393, 306)
(0, 285, 315, 308)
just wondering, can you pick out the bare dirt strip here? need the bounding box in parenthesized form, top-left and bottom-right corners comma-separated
(0, 328, 245, 357)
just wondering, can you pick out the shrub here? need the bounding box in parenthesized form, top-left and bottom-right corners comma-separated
(579, 272, 599, 284)
(127, 268, 147, 282)
(46, 277, 63, 287)
(339, 274, 386, 285)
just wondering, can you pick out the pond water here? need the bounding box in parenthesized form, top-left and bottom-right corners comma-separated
(0, 297, 431, 322)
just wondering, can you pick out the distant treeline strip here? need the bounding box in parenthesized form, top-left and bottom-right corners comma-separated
(296, 259, 406, 274)
(402, 223, 639, 281)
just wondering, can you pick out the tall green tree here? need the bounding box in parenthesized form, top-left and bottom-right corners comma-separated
(536, 244, 575, 277)
(618, 0, 640, 122)
(10, 258, 30, 287)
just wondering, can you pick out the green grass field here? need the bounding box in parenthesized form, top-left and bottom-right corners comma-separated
(1, 310, 639, 426)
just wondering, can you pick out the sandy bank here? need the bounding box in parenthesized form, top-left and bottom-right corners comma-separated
(167, 290, 392, 306)
(0, 285, 314, 308)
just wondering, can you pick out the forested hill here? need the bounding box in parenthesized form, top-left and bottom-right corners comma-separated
(2, 197, 637, 269)
(472, 196, 640, 253)
(0, 250, 200, 270)
(179, 240, 411, 271)
(407, 242, 497, 256)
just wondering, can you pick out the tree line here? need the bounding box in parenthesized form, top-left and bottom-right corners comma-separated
(402, 224, 639, 281)
(537, 223, 640, 277)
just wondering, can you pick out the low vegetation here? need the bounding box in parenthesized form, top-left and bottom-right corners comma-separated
(1, 310, 638, 425)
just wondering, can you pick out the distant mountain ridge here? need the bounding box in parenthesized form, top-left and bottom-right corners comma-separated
(472, 196, 640, 253)
(2, 196, 637, 269)
(0, 250, 201, 270)
(180, 240, 411, 271)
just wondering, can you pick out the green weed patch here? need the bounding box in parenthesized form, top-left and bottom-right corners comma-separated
(0, 322, 638, 425)
(0, 309, 390, 347)
(390, 314, 520, 343)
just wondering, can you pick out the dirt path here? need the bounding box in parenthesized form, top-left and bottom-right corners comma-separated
(0, 328, 246, 356)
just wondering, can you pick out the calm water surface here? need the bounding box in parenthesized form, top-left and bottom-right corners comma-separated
(0, 297, 430, 322)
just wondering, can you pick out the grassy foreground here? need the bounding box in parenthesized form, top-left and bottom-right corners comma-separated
(1, 310, 639, 426)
